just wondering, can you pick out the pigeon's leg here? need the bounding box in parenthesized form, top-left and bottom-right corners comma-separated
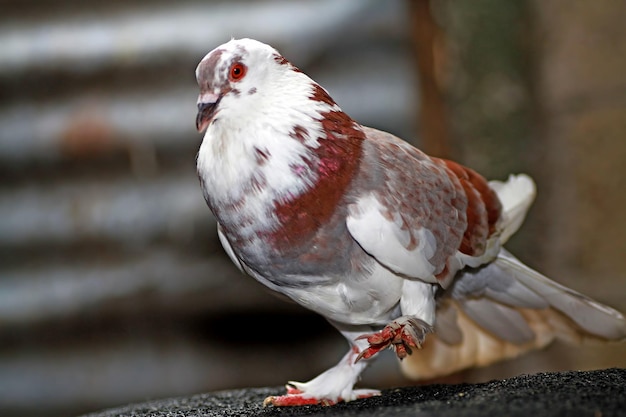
(264, 326, 380, 407)
(356, 280, 436, 361)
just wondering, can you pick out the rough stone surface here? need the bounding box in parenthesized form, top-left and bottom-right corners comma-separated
(81, 368, 626, 417)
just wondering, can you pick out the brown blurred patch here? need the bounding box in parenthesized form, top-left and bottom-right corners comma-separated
(60, 105, 120, 158)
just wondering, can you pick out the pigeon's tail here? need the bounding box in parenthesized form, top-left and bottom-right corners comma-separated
(400, 250, 626, 380)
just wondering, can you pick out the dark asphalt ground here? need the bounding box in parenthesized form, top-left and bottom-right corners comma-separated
(82, 368, 626, 417)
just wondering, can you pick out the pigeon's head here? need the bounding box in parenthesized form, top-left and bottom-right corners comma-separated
(195, 38, 300, 133)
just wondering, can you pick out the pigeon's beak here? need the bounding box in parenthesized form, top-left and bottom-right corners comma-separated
(196, 92, 221, 133)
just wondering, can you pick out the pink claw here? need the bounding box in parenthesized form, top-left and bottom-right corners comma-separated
(263, 385, 377, 407)
(355, 318, 432, 362)
(264, 394, 335, 407)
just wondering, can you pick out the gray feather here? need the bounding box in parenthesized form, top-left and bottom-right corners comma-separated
(459, 298, 535, 344)
(434, 301, 463, 345)
(453, 262, 548, 309)
(448, 249, 626, 344)
(496, 250, 626, 340)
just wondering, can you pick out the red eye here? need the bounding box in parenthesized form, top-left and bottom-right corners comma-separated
(229, 63, 247, 82)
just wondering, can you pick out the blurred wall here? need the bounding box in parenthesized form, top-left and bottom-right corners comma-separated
(527, 0, 626, 375)
(1, 1, 625, 417)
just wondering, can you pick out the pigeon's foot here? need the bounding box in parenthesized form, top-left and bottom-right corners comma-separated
(262, 345, 378, 407)
(263, 385, 379, 407)
(355, 316, 433, 362)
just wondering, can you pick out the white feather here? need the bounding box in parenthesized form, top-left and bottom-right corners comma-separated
(346, 193, 438, 282)
(489, 174, 536, 243)
(400, 280, 438, 326)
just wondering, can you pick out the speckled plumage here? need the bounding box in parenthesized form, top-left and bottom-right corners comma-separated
(195, 38, 626, 406)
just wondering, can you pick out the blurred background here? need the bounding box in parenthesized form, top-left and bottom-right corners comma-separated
(1, 0, 625, 416)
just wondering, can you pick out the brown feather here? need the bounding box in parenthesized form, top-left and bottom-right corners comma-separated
(435, 159, 502, 256)
(270, 110, 364, 250)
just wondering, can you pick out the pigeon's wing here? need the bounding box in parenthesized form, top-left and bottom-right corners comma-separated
(346, 127, 503, 286)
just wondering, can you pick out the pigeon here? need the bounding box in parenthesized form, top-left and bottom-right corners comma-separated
(194, 38, 626, 406)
